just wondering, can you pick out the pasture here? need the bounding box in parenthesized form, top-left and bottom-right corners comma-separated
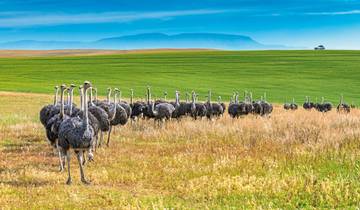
(0, 50, 360, 104)
(1, 91, 360, 209)
(1, 50, 360, 209)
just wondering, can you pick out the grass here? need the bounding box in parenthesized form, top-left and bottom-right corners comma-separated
(0, 50, 360, 104)
(1, 91, 360, 209)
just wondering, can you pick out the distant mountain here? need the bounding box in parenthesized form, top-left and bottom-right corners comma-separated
(0, 33, 290, 50)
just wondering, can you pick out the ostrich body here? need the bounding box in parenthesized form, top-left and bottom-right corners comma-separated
(152, 101, 175, 122)
(58, 81, 95, 185)
(228, 92, 240, 118)
(190, 92, 207, 120)
(40, 86, 60, 126)
(303, 96, 315, 110)
(337, 95, 350, 113)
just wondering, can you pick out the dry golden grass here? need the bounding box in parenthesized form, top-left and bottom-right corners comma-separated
(1, 91, 360, 209)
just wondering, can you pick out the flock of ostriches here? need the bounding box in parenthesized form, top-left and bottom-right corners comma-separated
(39, 81, 352, 184)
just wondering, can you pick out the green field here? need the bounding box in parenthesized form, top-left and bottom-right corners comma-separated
(0, 50, 359, 104)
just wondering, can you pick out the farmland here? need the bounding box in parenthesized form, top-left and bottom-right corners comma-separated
(1, 92, 360, 208)
(0, 50, 359, 104)
(1, 50, 360, 209)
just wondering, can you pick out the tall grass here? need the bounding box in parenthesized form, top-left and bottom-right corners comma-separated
(0, 92, 360, 208)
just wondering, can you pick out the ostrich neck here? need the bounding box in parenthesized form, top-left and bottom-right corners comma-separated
(107, 90, 112, 104)
(147, 89, 151, 105)
(54, 88, 59, 105)
(130, 91, 133, 105)
(176, 93, 180, 106)
(69, 89, 74, 115)
(151, 102, 158, 116)
(67, 92, 70, 105)
(84, 88, 89, 127)
(79, 89, 84, 111)
(89, 89, 94, 106)
(60, 89, 65, 118)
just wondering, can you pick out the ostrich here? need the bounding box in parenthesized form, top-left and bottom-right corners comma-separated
(218, 96, 226, 114)
(87, 87, 110, 150)
(45, 84, 69, 171)
(205, 90, 214, 120)
(190, 91, 207, 120)
(95, 88, 117, 146)
(284, 98, 298, 110)
(40, 86, 60, 126)
(228, 92, 240, 118)
(316, 97, 332, 113)
(205, 90, 224, 119)
(151, 99, 175, 123)
(283, 98, 291, 110)
(118, 90, 132, 120)
(239, 91, 253, 116)
(290, 98, 298, 110)
(107, 89, 128, 147)
(130, 89, 146, 120)
(337, 95, 350, 113)
(64, 84, 80, 117)
(171, 91, 184, 119)
(260, 92, 273, 116)
(303, 96, 315, 110)
(58, 81, 95, 185)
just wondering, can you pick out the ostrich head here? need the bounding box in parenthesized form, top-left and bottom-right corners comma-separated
(113, 88, 120, 103)
(59, 84, 67, 117)
(107, 87, 112, 103)
(83, 81, 92, 90)
(130, 89, 134, 105)
(218, 96, 222, 103)
(208, 90, 212, 103)
(164, 91, 168, 101)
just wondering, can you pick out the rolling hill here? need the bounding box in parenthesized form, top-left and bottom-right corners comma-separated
(0, 33, 289, 50)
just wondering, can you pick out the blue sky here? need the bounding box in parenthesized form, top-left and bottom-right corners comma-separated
(0, 0, 360, 49)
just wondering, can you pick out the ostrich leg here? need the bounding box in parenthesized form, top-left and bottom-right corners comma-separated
(57, 142, 64, 172)
(77, 151, 90, 185)
(106, 126, 112, 147)
(66, 150, 72, 185)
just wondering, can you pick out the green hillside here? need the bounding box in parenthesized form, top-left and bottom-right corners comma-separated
(0, 50, 359, 104)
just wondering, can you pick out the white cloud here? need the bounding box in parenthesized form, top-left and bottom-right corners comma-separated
(0, 9, 230, 27)
(305, 10, 360, 15)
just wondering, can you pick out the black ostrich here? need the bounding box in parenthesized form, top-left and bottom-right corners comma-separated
(172, 91, 190, 119)
(45, 84, 69, 171)
(228, 92, 240, 118)
(303, 96, 315, 110)
(40, 86, 60, 127)
(205, 90, 214, 120)
(259, 93, 273, 116)
(290, 98, 298, 110)
(218, 96, 226, 114)
(96, 88, 117, 146)
(151, 99, 175, 123)
(64, 84, 80, 117)
(205, 90, 224, 119)
(190, 91, 207, 120)
(58, 81, 95, 185)
(240, 92, 253, 116)
(107, 89, 128, 146)
(130, 89, 146, 120)
(284, 98, 298, 110)
(87, 87, 110, 150)
(337, 95, 350, 113)
(316, 97, 332, 113)
(171, 91, 184, 119)
(118, 90, 132, 120)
